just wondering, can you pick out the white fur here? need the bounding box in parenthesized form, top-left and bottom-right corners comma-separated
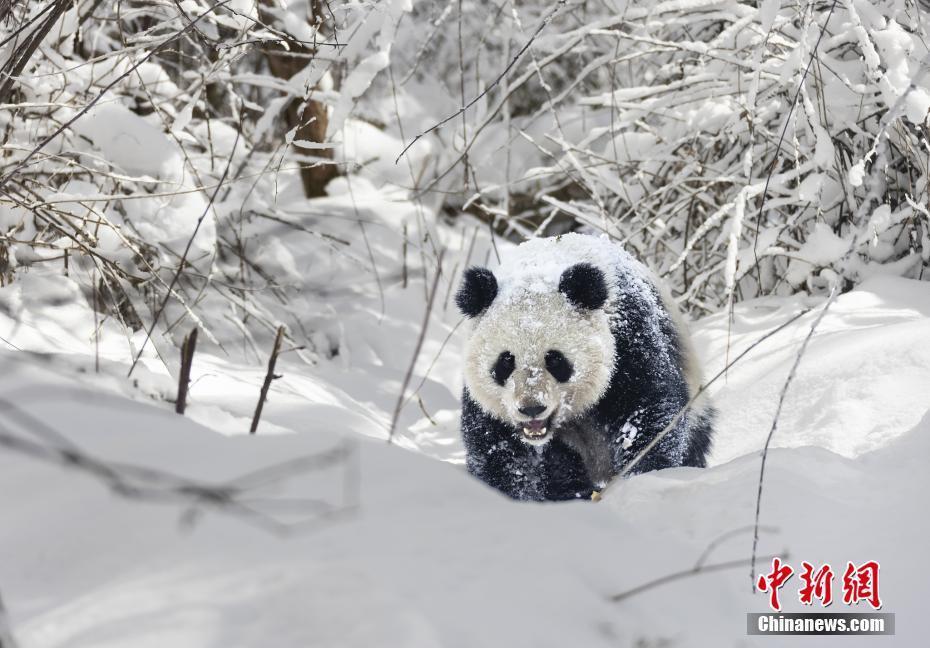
(463, 291, 615, 441)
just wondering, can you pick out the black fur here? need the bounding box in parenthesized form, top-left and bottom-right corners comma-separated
(461, 261, 715, 501)
(461, 394, 595, 501)
(491, 351, 515, 386)
(681, 407, 714, 468)
(544, 350, 573, 383)
(558, 263, 608, 311)
(455, 267, 498, 317)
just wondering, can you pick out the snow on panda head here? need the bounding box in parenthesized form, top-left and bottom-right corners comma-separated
(456, 256, 616, 447)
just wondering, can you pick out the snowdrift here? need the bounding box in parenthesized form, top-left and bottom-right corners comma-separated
(1, 276, 928, 647)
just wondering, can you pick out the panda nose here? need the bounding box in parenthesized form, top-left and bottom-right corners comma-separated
(518, 404, 546, 418)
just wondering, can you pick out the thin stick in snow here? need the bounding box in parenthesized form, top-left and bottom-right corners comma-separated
(695, 524, 779, 570)
(610, 552, 788, 604)
(126, 111, 241, 378)
(92, 269, 99, 373)
(250, 325, 284, 435)
(402, 221, 408, 289)
(388, 250, 445, 443)
(750, 286, 838, 589)
(175, 327, 198, 415)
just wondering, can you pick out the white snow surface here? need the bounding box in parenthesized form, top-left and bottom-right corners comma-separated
(2, 230, 929, 646)
(0, 105, 928, 640)
(4, 2, 930, 643)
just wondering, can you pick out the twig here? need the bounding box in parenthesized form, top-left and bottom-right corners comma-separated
(388, 250, 445, 443)
(0, 0, 233, 194)
(175, 327, 198, 415)
(402, 221, 408, 289)
(695, 524, 779, 570)
(610, 552, 788, 603)
(92, 268, 99, 373)
(416, 394, 437, 426)
(0, 394, 355, 536)
(126, 100, 241, 378)
(750, 286, 838, 588)
(250, 325, 285, 434)
(394, 0, 567, 163)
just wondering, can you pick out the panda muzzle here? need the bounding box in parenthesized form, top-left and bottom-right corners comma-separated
(521, 417, 549, 440)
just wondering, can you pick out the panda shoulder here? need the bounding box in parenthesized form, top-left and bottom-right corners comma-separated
(642, 267, 705, 405)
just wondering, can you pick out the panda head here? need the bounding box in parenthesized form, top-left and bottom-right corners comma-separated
(456, 262, 616, 446)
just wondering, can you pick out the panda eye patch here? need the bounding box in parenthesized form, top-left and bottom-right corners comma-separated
(545, 350, 573, 383)
(491, 351, 515, 385)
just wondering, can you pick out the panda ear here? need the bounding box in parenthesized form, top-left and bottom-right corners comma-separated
(455, 267, 498, 317)
(559, 263, 608, 311)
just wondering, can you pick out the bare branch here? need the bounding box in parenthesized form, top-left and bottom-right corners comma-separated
(749, 286, 838, 587)
(388, 250, 445, 443)
(0, 395, 358, 536)
(394, 0, 567, 164)
(611, 552, 788, 604)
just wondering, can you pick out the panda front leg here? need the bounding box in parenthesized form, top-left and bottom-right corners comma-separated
(461, 391, 541, 500)
(538, 438, 597, 501)
(462, 391, 594, 501)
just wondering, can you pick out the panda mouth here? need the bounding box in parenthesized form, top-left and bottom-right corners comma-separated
(520, 417, 552, 444)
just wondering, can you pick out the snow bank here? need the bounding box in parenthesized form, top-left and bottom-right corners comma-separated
(1, 273, 929, 647)
(695, 275, 930, 464)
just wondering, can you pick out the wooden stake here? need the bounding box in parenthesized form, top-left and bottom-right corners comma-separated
(250, 326, 285, 434)
(175, 327, 198, 415)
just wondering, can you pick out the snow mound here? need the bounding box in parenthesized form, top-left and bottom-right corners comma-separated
(1, 217, 929, 646)
(695, 275, 930, 463)
(1, 353, 927, 648)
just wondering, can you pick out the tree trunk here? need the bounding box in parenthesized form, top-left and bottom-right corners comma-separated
(260, 1, 336, 198)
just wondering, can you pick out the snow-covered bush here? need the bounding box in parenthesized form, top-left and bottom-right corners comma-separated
(392, 0, 930, 313)
(1, 0, 929, 363)
(0, 0, 411, 361)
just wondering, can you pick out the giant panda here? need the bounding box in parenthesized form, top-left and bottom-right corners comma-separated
(455, 233, 714, 501)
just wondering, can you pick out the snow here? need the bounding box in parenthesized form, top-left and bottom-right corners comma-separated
(2, 239, 930, 646)
(848, 160, 866, 187)
(493, 232, 653, 306)
(697, 275, 930, 463)
(70, 102, 181, 179)
(785, 222, 850, 286)
(2, 1, 930, 644)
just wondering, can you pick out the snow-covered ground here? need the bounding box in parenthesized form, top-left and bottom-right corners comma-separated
(1, 221, 928, 646)
(3, 2, 929, 646)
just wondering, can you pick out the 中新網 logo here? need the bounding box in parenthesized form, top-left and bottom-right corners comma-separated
(756, 557, 882, 611)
